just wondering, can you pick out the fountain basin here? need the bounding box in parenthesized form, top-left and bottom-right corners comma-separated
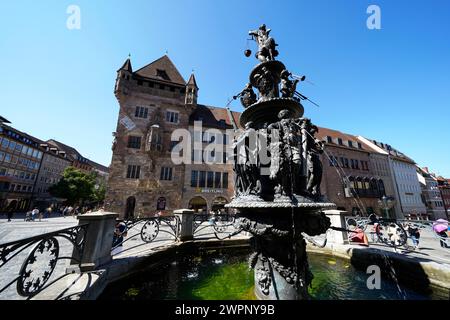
(98, 247, 435, 300)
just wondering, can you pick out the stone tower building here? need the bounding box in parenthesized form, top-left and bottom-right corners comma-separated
(106, 55, 236, 218)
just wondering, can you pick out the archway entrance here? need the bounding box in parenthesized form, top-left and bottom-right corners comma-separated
(125, 196, 136, 220)
(211, 197, 229, 214)
(156, 197, 166, 211)
(188, 196, 207, 213)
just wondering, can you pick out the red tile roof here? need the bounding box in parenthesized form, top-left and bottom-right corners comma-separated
(134, 55, 186, 85)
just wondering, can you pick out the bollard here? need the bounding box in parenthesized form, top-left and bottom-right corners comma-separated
(323, 210, 348, 244)
(69, 211, 118, 272)
(174, 209, 194, 241)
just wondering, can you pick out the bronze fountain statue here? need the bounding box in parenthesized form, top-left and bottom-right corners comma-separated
(227, 25, 335, 300)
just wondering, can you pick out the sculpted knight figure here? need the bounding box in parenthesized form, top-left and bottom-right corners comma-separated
(280, 70, 299, 99)
(233, 121, 261, 197)
(254, 66, 276, 101)
(268, 110, 304, 197)
(249, 24, 278, 62)
(233, 83, 257, 108)
(305, 124, 324, 199)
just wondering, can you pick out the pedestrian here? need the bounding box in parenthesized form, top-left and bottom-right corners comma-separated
(112, 218, 128, 250)
(406, 224, 420, 250)
(6, 208, 13, 222)
(31, 207, 39, 222)
(45, 206, 52, 219)
(349, 227, 369, 247)
(68, 206, 74, 217)
(438, 230, 449, 248)
(62, 206, 68, 218)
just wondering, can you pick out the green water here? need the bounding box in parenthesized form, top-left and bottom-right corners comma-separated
(99, 249, 432, 300)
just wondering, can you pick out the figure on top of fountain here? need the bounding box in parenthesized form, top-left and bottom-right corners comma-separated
(253, 66, 277, 102)
(233, 83, 257, 108)
(280, 70, 299, 99)
(249, 24, 279, 62)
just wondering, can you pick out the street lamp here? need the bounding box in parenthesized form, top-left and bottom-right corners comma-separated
(378, 196, 395, 218)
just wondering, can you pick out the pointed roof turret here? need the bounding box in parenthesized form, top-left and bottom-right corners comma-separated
(118, 56, 132, 72)
(187, 73, 199, 89)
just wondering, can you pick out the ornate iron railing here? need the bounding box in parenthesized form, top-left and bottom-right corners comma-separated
(110, 216, 181, 255)
(344, 216, 450, 248)
(0, 224, 88, 299)
(193, 213, 240, 239)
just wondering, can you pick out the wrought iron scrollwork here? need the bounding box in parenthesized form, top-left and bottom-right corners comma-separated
(192, 213, 237, 238)
(111, 216, 181, 253)
(0, 224, 88, 299)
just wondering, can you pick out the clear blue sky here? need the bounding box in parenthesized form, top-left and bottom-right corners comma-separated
(1, 0, 449, 176)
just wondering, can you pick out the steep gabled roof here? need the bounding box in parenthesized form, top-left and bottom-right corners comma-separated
(134, 55, 186, 85)
(317, 127, 370, 151)
(0, 116, 11, 124)
(189, 105, 241, 129)
(87, 159, 109, 173)
(47, 139, 81, 161)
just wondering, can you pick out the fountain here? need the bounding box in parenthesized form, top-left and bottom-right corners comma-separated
(226, 24, 336, 300)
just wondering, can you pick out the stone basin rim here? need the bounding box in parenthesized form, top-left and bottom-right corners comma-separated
(225, 201, 337, 209)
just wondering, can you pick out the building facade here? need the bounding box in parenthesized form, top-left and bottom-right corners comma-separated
(0, 116, 109, 212)
(0, 122, 43, 212)
(106, 55, 237, 218)
(416, 167, 447, 220)
(317, 127, 397, 217)
(437, 176, 450, 219)
(33, 143, 72, 208)
(358, 137, 427, 219)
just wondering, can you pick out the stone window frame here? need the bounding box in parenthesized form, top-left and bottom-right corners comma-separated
(134, 106, 149, 119)
(160, 166, 173, 181)
(126, 165, 141, 179)
(165, 110, 179, 124)
(127, 136, 142, 149)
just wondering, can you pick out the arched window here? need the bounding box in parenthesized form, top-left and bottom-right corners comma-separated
(188, 196, 207, 213)
(370, 178, 379, 197)
(378, 179, 386, 196)
(156, 197, 166, 210)
(125, 196, 136, 220)
(356, 177, 364, 196)
(348, 176, 356, 196)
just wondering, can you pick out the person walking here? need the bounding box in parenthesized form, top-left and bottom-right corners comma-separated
(406, 224, 421, 250)
(31, 207, 39, 222)
(45, 206, 52, 219)
(112, 219, 128, 255)
(438, 230, 449, 248)
(6, 208, 13, 222)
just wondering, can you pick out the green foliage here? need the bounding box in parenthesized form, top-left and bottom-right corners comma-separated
(48, 166, 105, 205)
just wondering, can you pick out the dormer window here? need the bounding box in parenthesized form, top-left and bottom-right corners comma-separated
(348, 141, 353, 148)
(326, 136, 332, 143)
(156, 69, 170, 81)
(338, 138, 343, 145)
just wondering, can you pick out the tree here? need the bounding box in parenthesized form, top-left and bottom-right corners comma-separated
(49, 167, 99, 205)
